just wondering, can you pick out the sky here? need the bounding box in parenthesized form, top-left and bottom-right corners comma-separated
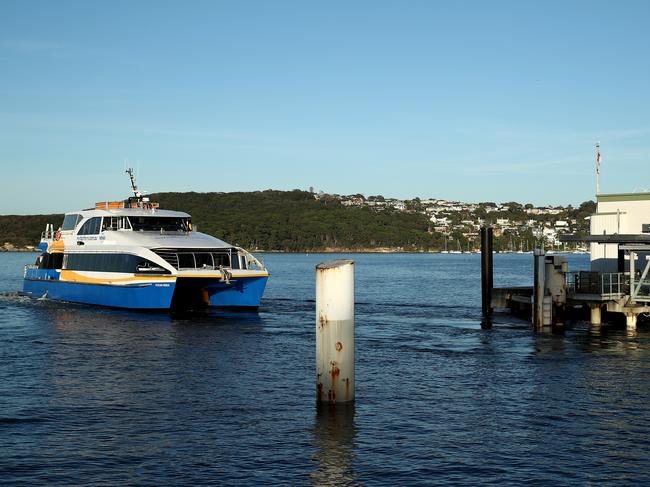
(1, 0, 650, 214)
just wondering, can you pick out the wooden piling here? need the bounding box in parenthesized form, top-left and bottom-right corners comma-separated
(481, 227, 494, 326)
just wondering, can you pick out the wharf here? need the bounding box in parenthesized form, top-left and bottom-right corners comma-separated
(482, 230, 650, 331)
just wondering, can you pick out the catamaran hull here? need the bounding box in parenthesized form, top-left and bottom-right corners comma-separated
(23, 273, 268, 311)
(207, 276, 268, 308)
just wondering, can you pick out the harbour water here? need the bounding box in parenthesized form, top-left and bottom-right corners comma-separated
(2, 252, 650, 485)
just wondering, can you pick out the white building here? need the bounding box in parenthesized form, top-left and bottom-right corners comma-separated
(543, 227, 558, 245)
(590, 192, 650, 272)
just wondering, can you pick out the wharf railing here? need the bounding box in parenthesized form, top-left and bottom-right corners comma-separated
(566, 271, 650, 301)
(631, 277, 650, 302)
(566, 271, 627, 299)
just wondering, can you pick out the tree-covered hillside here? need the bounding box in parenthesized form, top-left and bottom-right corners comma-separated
(152, 190, 436, 251)
(0, 191, 595, 252)
(0, 214, 63, 248)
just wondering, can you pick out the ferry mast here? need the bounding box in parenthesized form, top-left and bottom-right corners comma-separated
(125, 167, 142, 199)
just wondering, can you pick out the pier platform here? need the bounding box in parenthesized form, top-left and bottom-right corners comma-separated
(484, 231, 650, 331)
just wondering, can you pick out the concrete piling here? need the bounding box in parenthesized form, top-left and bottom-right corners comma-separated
(626, 313, 637, 331)
(590, 304, 602, 326)
(316, 260, 355, 404)
(533, 249, 546, 331)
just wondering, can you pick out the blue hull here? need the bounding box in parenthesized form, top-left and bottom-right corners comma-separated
(23, 278, 176, 310)
(206, 276, 268, 308)
(23, 270, 268, 311)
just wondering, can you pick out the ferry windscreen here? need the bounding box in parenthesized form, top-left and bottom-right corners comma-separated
(129, 217, 191, 232)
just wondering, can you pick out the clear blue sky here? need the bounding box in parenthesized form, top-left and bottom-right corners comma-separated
(1, 1, 649, 214)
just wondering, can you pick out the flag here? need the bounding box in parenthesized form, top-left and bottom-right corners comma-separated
(596, 143, 602, 175)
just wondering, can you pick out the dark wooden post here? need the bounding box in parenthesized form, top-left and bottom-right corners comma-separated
(617, 247, 625, 273)
(481, 227, 493, 327)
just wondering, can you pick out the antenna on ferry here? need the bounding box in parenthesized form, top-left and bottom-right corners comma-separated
(125, 167, 142, 198)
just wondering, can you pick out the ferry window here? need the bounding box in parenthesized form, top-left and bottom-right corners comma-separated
(50, 253, 63, 269)
(41, 253, 63, 269)
(194, 253, 214, 269)
(102, 217, 118, 231)
(64, 253, 169, 274)
(78, 217, 102, 235)
(135, 260, 167, 273)
(212, 252, 231, 268)
(101, 217, 131, 231)
(129, 217, 190, 232)
(178, 253, 196, 269)
(61, 214, 82, 231)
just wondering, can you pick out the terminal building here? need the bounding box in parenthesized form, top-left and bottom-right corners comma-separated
(589, 192, 650, 273)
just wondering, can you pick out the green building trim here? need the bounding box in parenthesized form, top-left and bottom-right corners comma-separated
(597, 192, 650, 203)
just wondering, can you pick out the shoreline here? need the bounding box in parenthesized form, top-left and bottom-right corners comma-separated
(1, 247, 588, 255)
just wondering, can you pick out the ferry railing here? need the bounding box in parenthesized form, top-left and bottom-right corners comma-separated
(175, 251, 231, 271)
(41, 223, 55, 241)
(151, 248, 266, 272)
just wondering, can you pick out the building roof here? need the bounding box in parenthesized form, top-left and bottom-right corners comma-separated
(560, 234, 650, 244)
(597, 192, 650, 203)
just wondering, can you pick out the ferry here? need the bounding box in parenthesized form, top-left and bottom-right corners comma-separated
(23, 170, 269, 310)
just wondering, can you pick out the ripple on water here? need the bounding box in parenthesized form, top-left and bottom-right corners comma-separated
(1, 252, 650, 484)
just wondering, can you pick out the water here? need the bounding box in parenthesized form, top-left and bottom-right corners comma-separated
(2, 252, 650, 485)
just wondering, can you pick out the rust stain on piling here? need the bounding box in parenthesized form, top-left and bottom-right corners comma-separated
(318, 312, 328, 329)
(316, 382, 324, 402)
(328, 389, 335, 402)
(329, 360, 340, 403)
(344, 377, 350, 401)
(335, 341, 343, 352)
(330, 361, 340, 380)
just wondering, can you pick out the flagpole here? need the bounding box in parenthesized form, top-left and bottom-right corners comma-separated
(595, 142, 601, 195)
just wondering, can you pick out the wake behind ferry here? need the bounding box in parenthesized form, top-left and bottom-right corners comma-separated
(23, 170, 269, 310)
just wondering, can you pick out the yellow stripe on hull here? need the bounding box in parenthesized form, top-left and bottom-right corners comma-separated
(176, 272, 269, 279)
(59, 270, 176, 284)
